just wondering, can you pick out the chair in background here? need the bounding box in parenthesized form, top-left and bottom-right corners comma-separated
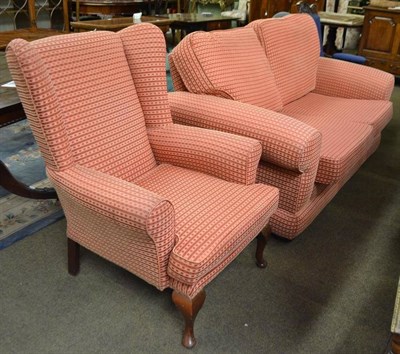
(6, 23, 279, 348)
(295, 1, 366, 64)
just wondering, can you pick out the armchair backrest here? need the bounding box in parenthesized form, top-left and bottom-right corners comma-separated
(247, 14, 320, 105)
(6, 25, 171, 181)
(169, 27, 283, 112)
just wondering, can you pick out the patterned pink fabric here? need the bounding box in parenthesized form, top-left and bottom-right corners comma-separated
(6, 40, 74, 171)
(48, 165, 175, 290)
(314, 57, 395, 101)
(7, 26, 280, 297)
(168, 92, 322, 173)
(248, 15, 320, 105)
(147, 124, 262, 185)
(135, 164, 279, 288)
(7, 31, 157, 182)
(167, 16, 393, 240)
(282, 93, 390, 183)
(256, 160, 318, 214)
(170, 27, 283, 111)
(269, 133, 381, 239)
(119, 24, 173, 128)
(283, 92, 393, 137)
(169, 54, 187, 92)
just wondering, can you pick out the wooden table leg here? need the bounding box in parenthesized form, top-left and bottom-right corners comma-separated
(323, 25, 340, 56)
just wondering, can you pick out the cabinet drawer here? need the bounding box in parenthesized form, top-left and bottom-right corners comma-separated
(366, 58, 400, 75)
(366, 58, 391, 72)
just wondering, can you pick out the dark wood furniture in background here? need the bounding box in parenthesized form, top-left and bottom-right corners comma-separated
(319, 11, 364, 55)
(248, 0, 324, 22)
(0, 87, 57, 199)
(189, 0, 235, 13)
(73, 0, 154, 20)
(70, 15, 173, 32)
(0, 0, 69, 51)
(164, 13, 241, 44)
(358, 6, 400, 75)
(0, 51, 57, 199)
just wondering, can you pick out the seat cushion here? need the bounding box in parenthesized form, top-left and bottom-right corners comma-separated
(170, 27, 283, 111)
(135, 164, 279, 286)
(247, 15, 320, 106)
(282, 92, 393, 136)
(282, 93, 385, 184)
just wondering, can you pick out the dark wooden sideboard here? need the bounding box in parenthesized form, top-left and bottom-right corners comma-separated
(358, 6, 400, 75)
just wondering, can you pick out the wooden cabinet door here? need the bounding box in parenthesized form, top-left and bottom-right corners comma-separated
(248, 0, 290, 21)
(248, 0, 269, 21)
(359, 8, 400, 59)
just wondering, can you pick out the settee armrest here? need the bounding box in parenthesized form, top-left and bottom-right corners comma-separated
(47, 165, 175, 241)
(147, 124, 261, 185)
(168, 92, 322, 173)
(314, 57, 394, 101)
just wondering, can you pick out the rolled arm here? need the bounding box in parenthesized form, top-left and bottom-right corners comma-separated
(47, 165, 175, 241)
(168, 92, 322, 173)
(147, 124, 262, 185)
(314, 57, 394, 100)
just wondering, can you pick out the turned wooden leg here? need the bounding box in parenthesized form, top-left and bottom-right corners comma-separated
(392, 333, 400, 354)
(256, 224, 271, 268)
(68, 238, 80, 276)
(172, 289, 206, 349)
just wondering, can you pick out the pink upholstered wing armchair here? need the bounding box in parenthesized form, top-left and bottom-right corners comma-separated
(6, 24, 279, 348)
(168, 14, 394, 240)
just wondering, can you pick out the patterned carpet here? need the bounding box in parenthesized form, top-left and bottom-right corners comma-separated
(0, 121, 64, 249)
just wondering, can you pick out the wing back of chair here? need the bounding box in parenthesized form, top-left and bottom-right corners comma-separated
(119, 24, 174, 128)
(6, 30, 158, 181)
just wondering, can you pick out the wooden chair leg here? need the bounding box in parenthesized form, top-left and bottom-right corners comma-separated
(392, 333, 400, 354)
(172, 289, 206, 349)
(256, 224, 271, 268)
(68, 238, 80, 276)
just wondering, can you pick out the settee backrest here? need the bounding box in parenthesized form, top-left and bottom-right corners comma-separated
(6, 25, 173, 181)
(169, 27, 283, 111)
(247, 14, 321, 105)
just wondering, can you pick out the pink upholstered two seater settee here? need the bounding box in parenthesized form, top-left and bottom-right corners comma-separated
(168, 14, 395, 240)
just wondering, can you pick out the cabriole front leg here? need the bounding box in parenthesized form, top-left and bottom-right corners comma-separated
(172, 289, 206, 348)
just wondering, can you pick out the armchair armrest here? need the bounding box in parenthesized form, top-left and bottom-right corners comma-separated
(47, 165, 174, 241)
(314, 57, 394, 101)
(168, 92, 322, 173)
(147, 124, 261, 185)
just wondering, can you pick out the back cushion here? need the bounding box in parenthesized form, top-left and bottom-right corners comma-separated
(171, 27, 283, 111)
(29, 31, 157, 181)
(248, 15, 320, 105)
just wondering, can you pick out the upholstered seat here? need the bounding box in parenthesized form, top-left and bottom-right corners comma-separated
(168, 14, 395, 239)
(6, 24, 279, 348)
(282, 93, 393, 136)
